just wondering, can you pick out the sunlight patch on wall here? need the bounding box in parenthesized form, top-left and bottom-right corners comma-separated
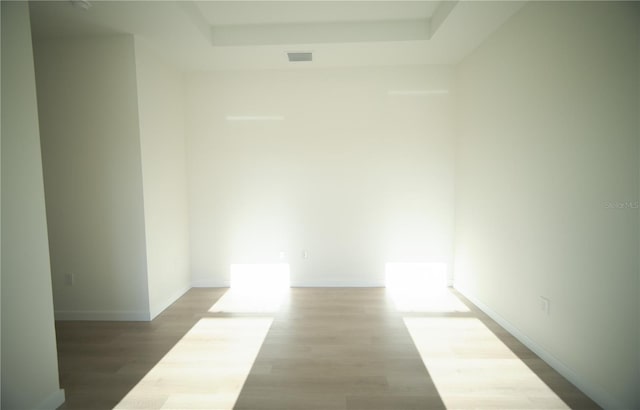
(385, 262, 467, 312)
(115, 317, 273, 409)
(230, 263, 290, 291)
(386, 262, 447, 290)
(209, 263, 290, 313)
(403, 317, 569, 409)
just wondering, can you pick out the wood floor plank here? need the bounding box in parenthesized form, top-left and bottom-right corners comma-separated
(233, 288, 445, 410)
(55, 287, 599, 410)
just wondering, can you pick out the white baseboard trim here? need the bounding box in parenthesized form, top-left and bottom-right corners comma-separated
(191, 279, 385, 288)
(34, 388, 65, 410)
(455, 284, 624, 410)
(290, 280, 384, 287)
(149, 285, 191, 320)
(54, 310, 151, 321)
(191, 280, 229, 288)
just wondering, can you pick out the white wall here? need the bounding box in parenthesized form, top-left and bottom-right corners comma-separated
(1, 2, 65, 408)
(134, 39, 191, 319)
(454, 2, 639, 409)
(1, 1, 3, 402)
(186, 66, 455, 287)
(33, 35, 151, 321)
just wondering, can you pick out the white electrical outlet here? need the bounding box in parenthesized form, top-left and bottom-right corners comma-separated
(64, 273, 74, 286)
(540, 296, 550, 315)
(302, 250, 308, 259)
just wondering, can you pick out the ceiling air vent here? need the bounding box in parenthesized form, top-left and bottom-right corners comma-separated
(287, 52, 312, 62)
(70, 0, 92, 10)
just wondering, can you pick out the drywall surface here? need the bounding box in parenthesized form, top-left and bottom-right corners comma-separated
(454, 2, 639, 408)
(1, 2, 3, 401)
(33, 35, 150, 320)
(1, 2, 65, 408)
(134, 39, 191, 318)
(186, 66, 455, 287)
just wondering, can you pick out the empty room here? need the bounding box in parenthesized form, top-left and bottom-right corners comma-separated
(1, 0, 639, 409)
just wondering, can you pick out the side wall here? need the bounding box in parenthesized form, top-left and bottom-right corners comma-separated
(1, 2, 65, 408)
(33, 35, 150, 321)
(134, 39, 191, 319)
(186, 66, 455, 287)
(454, 2, 639, 408)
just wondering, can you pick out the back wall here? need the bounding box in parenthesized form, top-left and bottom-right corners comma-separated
(186, 65, 455, 286)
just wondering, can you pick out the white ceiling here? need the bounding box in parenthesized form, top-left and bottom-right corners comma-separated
(28, 1, 526, 71)
(195, 1, 441, 25)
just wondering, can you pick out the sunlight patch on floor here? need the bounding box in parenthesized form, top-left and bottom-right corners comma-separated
(404, 317, 569, 409)
(115, 317, 273, 410)
(209, 288, 287, 313)
(389, 289, 470, 313)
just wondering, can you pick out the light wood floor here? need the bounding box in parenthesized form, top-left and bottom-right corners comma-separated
(56, 288, 600, 410)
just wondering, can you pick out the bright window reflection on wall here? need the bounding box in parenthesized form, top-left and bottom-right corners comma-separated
(210, 263, 290, 313)
(230, 263, 290, 290)
(385, 262, 468, 312)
